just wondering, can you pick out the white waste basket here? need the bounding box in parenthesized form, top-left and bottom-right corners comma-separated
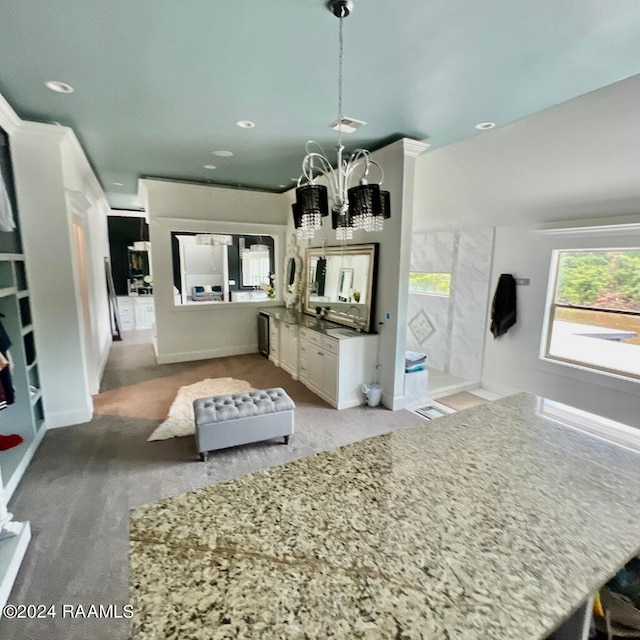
(361, 383, 383, 407)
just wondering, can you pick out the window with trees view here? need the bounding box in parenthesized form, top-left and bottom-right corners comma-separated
(543, 249, 640, 380)
(408, 272, 451, 296)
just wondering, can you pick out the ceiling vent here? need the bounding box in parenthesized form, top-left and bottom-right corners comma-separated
(328, 116, 366, 133)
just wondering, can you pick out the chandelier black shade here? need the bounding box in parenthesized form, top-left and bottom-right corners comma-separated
(291, 202, 302, 229)
(295, 183, 329, 218)
(348, 183, 382, 217)
(380, 190, 391, 219)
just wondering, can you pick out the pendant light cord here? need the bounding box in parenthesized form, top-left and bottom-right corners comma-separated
(338, 15, 344, 151)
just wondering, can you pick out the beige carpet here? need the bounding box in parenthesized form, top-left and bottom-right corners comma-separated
(93, 360, 250, 420)
(148, 378, 254, 441)
(437, 391, 488, 411)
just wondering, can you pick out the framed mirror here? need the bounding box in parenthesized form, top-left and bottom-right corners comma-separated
(303, 243, 378, 332)
(282, 232, 302, 310)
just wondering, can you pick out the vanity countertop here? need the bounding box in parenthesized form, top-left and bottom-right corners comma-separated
(258, 306, 372, 339)
(130, 393, 640, 639)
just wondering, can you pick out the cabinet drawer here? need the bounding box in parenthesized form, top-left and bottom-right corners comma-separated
(299, 327, 321, 346)
(321, 336, 339, 355)
(120, 317, 134, 330)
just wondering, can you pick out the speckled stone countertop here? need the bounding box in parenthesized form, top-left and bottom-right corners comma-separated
(258, 307, 366, 338)
(130, 393, 640, 639)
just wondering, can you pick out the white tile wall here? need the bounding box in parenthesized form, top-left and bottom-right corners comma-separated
(407, 227, 494, 381)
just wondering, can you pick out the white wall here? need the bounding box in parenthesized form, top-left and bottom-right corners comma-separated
(483, 225, 640, 427)
(0, 99, 112, 428)
(412, 74, 640, 427)
(141, 179, 287, 364)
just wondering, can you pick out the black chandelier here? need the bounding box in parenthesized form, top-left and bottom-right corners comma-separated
(292, 0, 390, 241)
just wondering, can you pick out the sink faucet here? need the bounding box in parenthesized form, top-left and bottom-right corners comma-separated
(348, 305, 363, 333)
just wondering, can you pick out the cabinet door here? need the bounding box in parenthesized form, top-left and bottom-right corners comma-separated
(307, 344, 325, 391)
(322, 351, 338, 401)
(281, 325, 299, 374)
(298, 338, 311, 383)
(134, 301, 155, 329)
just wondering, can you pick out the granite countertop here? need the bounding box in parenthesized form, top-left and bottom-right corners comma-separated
(130, 393, 640, 639)
(258, 307, 367, 339)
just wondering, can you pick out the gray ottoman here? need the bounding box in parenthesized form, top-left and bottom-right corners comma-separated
(193, 388, 295, 461)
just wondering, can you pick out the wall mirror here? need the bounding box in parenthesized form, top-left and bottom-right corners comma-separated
(171, 232, 276, 305)
(127, 246, 152, 294)
(282, 232, 302, 310)
(303, 243, 378, 332)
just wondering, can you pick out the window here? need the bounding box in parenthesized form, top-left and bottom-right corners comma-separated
(543, 249, 640, 380)
(408, 272, 451, 296)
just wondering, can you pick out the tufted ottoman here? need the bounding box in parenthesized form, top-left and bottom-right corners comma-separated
(193, 388, 295, 461)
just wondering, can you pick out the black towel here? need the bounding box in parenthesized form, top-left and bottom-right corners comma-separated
(490, 274, 517, 338)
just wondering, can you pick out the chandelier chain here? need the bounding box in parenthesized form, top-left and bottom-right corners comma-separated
(338, 15, 344, 151)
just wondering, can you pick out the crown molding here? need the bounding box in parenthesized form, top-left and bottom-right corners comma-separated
(382, 138, 431, 158)
(401, 138, 431, 157)
(0, 93, 22, 135)
(535, 214, 640, 236)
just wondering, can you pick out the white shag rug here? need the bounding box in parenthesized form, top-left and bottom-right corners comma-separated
(147, 377, 254, 441)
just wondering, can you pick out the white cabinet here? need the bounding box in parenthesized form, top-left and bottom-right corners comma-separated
(117, 296, 155, 330)
(134, 298, 155, 330)
(280, 323, 299, 378)
(299, 326, 377, 409)
(268, 320, 280, 365)
(261, 310, 379, 410)
(116, 296, 134, 330)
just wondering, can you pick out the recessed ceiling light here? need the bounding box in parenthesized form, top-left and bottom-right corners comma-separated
(203, 164, 217, 170)
(112, 182, 124, 187)
(44, 80, 74, 94)
(475, 121, 496, 130)
(212, 150, 234, 157)
(235, 120, 255, 129)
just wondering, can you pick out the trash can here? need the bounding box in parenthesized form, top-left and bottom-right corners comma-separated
(361, 383, 383, 407)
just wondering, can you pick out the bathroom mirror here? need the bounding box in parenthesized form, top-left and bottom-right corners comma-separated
(282, 232, 302, 310)
(303, 243, 378, 332)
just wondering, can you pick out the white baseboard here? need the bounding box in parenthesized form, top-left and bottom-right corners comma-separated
(478, 378, 522, 398)
(156, 345, 258, 365)
(45, 406, 93, 429)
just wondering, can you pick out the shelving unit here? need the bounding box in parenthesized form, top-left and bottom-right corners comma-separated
(0, 124, 43, 611)
(0, 255, 46, 498)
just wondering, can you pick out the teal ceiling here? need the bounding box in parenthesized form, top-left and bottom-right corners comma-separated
(2, 0, 640, 209)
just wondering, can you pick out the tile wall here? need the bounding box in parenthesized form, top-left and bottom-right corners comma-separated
(406, 228, 494, 381)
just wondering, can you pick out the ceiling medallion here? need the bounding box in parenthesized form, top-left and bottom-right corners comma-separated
(292, 0, 390, 242)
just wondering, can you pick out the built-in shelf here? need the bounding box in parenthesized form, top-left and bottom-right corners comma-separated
(0, 127, 39, 613)
(0, 429, 46, 501)
(0, 521, 31, 611)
